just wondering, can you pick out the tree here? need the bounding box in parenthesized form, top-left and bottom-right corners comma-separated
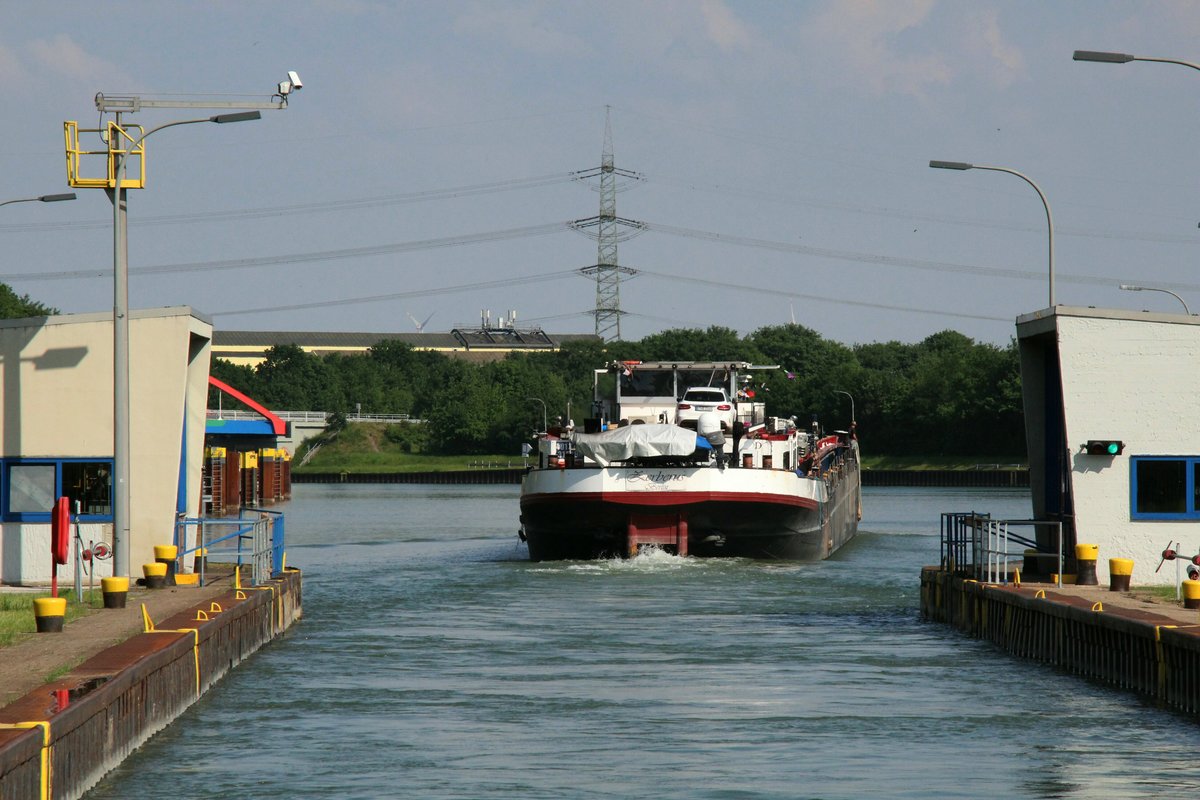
(0, 283, 56, 319)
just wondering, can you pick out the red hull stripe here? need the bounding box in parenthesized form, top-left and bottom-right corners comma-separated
(522, 491, 819, 510)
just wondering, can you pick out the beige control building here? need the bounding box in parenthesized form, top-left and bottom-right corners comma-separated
(0, 307, 211, 585)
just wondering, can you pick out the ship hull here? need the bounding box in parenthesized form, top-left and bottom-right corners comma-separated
(520, 457, 860, 561)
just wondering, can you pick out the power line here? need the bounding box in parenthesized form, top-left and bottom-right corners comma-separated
(643, 221, 1200, 292)
(213, 269, 581, 317)
(0, 173, 577, 234)
(634, 268, 1012, 323)
(0, 222, 573, 282)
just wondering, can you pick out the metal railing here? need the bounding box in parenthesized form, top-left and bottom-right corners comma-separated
(940, 511, 1063, 586)
(206, 409, 418, 423)
(175, 507, 284, 586)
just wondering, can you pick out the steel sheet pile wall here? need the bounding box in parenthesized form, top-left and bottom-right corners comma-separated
(921, 568, 1200, 713)
(0, 568, 301, 800)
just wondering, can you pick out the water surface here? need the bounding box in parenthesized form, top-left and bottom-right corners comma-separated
(87, 485, 1200, 799)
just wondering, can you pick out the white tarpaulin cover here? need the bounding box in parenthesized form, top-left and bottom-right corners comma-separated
(571, 424, 704, 467)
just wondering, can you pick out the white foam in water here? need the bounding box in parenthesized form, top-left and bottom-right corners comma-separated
(565, 545, 709, 573)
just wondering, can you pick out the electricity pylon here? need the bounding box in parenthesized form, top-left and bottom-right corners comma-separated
(573, 107, 643, 341)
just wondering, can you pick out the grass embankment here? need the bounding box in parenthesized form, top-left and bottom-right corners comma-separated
(0, 589, 102, 648)
(296, 422, 1027, 474)
(859, 456, 1026, 471)
(295, 422, 518, 474)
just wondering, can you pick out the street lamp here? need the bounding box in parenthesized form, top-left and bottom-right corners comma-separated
(1074, 50, 1200, 73)
(833, 390, 855, 425)
(109, 110, 260, 577)
(1119, 283, 1192, 315)
(0, 193, 76, 208)
(929, 160, 1056, 308)
(526, 397, 548, 434)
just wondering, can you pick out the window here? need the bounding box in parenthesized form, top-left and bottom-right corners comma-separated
(1131, 457, 1200, 520)
(7, 464, 55, 515)
(62, 461, 113, 517)
(3, 459, 113, 522)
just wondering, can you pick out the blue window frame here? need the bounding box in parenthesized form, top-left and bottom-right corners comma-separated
(1131, 456, 1200, 520)
(2, 459, 113, 522)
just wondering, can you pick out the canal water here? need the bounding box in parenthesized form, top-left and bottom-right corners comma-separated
(88, 486, 1200, 799)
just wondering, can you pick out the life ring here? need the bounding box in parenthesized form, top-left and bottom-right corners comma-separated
(51, 496, 70, 565)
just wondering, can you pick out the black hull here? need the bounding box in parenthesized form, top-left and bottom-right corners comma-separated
(520, 461, 860, 562)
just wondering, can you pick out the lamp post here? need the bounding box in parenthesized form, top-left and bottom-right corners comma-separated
(1119, 283, 1192, 315)
(833, 390, 855, 425)
(109, 110, 260, 578)
(1075, 51, 1200, 319)
(929, 160, 1056, 308)
(0, 193, 76, 209)
(1074, 50, 1200, 73)
(526, 397, 548, 434)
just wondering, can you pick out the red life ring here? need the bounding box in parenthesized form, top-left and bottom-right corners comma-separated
(51, 496, 70, 565)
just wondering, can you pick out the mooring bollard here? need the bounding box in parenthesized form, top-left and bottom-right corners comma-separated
(193, 547, 207, 573)
(101, 576, 129, 608)
(1109, 558, 1134, 592)
(1184, 579, 1200, 609)
(33, 597, 66, 633)
(1075, 543, 1099, 586)
(154, 544, 178, 586)
(142, 562, 167, 589)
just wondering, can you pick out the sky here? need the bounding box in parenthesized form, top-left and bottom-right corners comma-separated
(3, 1, 1200, 347)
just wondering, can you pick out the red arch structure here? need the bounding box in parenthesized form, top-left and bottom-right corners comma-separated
(208, 376, 287, 436)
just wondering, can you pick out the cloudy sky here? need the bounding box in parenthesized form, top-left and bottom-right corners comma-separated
(3, 1, 1200, 346)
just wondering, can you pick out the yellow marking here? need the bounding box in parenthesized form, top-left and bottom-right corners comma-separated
(195, 610, 209, 621)
(1091, 601, 1104, 612)
(241, 582, 281, 630)
(1034, 589, 1045, 599)
(1013, 568, 1021, 586)
(141, 603, 155, 632)
(236, 590, 247, 600)
(210, 602, 223, 613)
(148, 627, 201, 696)
(0, 721, 51, 799)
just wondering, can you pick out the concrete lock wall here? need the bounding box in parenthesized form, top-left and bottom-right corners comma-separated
(0, 569, 302, 800)
(0, 308, 212, 584)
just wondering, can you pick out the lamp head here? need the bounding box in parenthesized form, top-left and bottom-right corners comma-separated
(1073, 50, 1135, 63)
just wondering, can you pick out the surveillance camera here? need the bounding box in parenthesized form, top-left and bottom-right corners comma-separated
(287, 71, 303, 90)
(277, 80, 292, 96)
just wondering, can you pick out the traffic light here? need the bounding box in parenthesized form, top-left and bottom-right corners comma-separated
(1085, 440, 1124, 456)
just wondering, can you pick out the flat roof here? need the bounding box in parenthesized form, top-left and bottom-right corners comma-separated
(1016, 305, 1200, 338)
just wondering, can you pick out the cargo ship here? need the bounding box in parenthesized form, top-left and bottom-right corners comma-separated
(518, 361, 861, 560)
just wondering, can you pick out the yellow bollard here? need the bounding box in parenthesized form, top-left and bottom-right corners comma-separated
(33, 597, 66, 633)
(1075, 543, 1099, 586)
(1109, 558, 1134, 592)
(154, 544, 179, 586)
(101, 576, 129, 609)
(1183, 579, 1200, 610)
(142, 562, 167, 590)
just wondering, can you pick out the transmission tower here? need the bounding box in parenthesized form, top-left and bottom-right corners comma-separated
(573, 108, 643, 341)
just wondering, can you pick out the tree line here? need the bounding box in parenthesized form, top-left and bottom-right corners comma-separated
(210, 324, 1025, 458)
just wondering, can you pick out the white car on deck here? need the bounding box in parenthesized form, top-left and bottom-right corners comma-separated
(675, 387, 735, 432)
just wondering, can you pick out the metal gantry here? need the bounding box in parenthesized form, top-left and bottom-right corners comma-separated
(64, 75, 300, 577)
